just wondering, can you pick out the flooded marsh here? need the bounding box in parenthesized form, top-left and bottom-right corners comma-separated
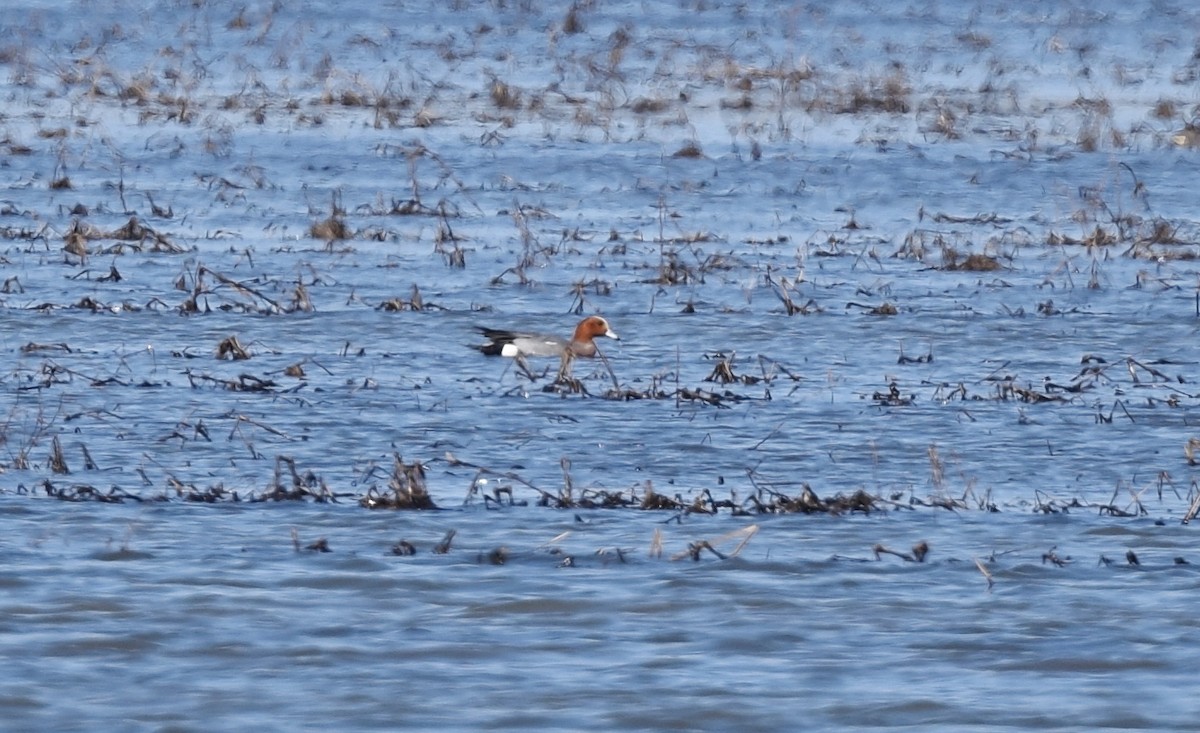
(3, 1, 1200, 730)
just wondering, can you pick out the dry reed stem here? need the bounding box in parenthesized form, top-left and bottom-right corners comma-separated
(973, 558, 994, 590)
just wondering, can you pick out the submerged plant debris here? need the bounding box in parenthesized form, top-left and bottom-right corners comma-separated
(0, 0, 1199, 531)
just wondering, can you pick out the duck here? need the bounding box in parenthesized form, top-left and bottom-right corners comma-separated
(474, 315, 619, 359)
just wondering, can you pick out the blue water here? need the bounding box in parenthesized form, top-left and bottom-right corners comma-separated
(3, 0, 1200, 730)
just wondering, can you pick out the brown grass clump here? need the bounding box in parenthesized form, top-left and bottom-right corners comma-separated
(836, 69, 911, 114)
(925, 103, 959, 138)
(490, 79, 521, 109)
(310, 215, 349, 240)
(338, 89, 369, 107)
(360, 454, 438, 510)
(376, 284, 438, 312)
(719, 95, 753, 110)
(607, 26, 631, 70)
(562, 3, 584, 34)
(63, 227, 89, 258)
(1142, 219, 1179, 245)
(1152, 98, 1177, 119)
(630, 97, 669, 114)
(121, 80, 152, 105)
(1046, 226, 1117, 248)
(1076, 121, 1100, 152)
(640, 483, 684, 511)
(215, 335, 251, 360)
(744, 484, 878, 515)
(227, 8, 249, 30)
(111, 216, 148, 241)
(941, 248, 1002, 271)
(261, 457, 337, 502)
(59, 215, 184, 255)
(672, 141, 704, 158)
(646, 250, 697, 284)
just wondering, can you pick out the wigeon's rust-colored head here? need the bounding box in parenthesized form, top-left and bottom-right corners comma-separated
(572, 316, 619, 345)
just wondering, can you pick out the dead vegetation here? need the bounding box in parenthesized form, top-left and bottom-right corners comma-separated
(6, 3, 1200, 547)
(834, 69, 912, 114)
(17, 409, 1197, 525)
(360, 455, 438, 510)
(61, 216, 187, 260)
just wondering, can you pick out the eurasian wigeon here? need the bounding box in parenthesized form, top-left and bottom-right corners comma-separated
(474, 315, 619, 359)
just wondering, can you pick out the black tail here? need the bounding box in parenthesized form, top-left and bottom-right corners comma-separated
(473, 326, 511, 356)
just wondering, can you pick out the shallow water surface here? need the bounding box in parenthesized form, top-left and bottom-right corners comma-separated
(4, 502, 1199, 732)
(3, 0, 1200, 730)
